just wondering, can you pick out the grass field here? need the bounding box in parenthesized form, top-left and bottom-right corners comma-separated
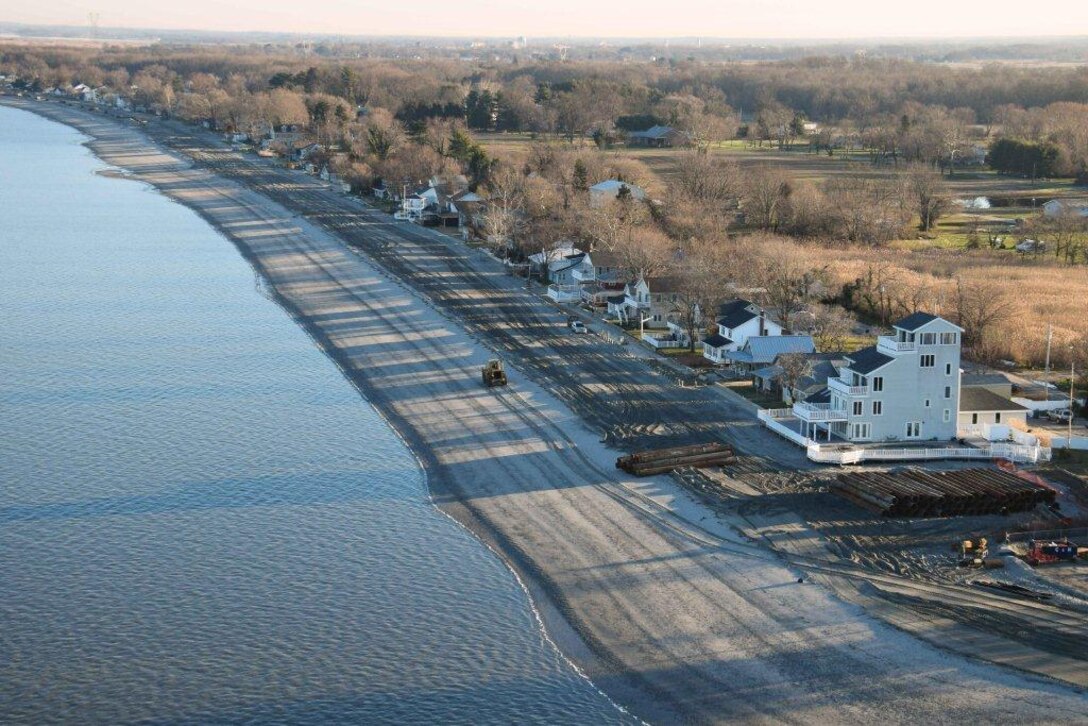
(475, 131, 1080, 252)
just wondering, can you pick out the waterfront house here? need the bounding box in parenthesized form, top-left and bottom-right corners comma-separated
(722, 335, 815, 376)
(543, 250, 588, 304)
(702, 299, 784, 365)
(753, 351, 848, 400)
(611, 275, 684, 328)
(792, 312, 962, 443)
(572, 249, 628, 307)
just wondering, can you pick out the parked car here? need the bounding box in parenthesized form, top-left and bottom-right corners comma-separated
(1047, 409, 1074, 423)
(570, 320, 588, 334)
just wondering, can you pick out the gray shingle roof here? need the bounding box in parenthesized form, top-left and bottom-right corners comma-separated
(894, 312, 939, 331)
(959, 388, 1028, 413)
(845, 345, 894, 375)
(961, 373, 1010, 387)
(717, 308, 758, 329)
(703, 333, 733, 348)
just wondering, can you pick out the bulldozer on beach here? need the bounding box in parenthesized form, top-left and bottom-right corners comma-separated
(481, 358, 508, 387)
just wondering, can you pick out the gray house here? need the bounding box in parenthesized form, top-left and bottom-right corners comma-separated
(793, 312, 963, 443)
(627, 125, 687, 148)
(722, 335, 815, 375)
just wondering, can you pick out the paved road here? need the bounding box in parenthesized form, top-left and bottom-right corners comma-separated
(13, 99, 1087, 724)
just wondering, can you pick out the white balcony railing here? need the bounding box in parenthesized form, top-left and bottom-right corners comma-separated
(793, 401, 849, 422)
(571, 268, 594, 282)
(624, 296, 650, 310)
(828, 377, 868, 396)
(877, 336, 916, 354)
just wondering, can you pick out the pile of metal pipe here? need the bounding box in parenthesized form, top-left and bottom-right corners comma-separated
(833, 468, 1055, 518)
(617, 442, 736, 477)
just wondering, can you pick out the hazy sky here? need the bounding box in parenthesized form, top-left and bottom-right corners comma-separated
(5, 0, 1088, 39)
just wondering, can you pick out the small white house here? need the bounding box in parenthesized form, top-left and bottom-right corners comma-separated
(958, 387, 1029, 428)
(702, 299, 783, 365)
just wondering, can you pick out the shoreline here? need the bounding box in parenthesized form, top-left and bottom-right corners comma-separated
(0, 99, 648, 722)
(8, 98, 1087, 724)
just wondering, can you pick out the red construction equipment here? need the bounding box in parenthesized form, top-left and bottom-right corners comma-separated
(1025, 539, 1078, 566)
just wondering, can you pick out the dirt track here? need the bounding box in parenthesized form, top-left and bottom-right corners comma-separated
(10, 98, 1088, 724)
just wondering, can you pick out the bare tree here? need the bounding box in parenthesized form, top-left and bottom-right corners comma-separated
(668, 239, 734, 351)
(904, 163, 950, 232)
(480, 166, 528, 254)
(612, 225, 673, 281)
(776, 352, 810, 402)
(953, 278, 1016, 355)
(796, 303, 854, 352)
(751, 237, 827, 331)
(743, 166, 792, 232)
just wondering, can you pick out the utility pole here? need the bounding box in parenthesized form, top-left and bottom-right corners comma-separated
(1069, 351, 1076, 451)
(1044, 324, 1053, 379)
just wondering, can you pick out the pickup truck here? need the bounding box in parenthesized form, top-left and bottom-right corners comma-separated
(1047, 409, 1074, 424)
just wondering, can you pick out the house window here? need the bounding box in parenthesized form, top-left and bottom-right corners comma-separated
(906, 421, 921, 438)
(943, 409, 951, 422)
(852, 401, 863, 416)
(852, 423, 871, 439)
(872, 377, 884, 392)
(921, 333, 936, 345)
(872, 401, 883, 415)
(944, 386, 951, 399)
(971, 413, 978, 424)
(996, 412, 1002, 423)
(940, 332, 958, 345)
(945, 363, 952, 375)
(925, 399, 931, 408)
(920, 354, 935, 368)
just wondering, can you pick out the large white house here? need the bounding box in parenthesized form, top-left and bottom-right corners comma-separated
(702, 299, 784, 365)
(793, 312, 963, 443)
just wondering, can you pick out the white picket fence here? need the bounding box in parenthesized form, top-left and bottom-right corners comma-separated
(806, 443, 1051, 465)
(757, 410, 1051, 465)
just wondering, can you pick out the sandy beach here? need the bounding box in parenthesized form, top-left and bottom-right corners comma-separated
(8, 97, 1087, 724)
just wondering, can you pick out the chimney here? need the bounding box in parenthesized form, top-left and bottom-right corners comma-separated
(758, 311, 766, 336)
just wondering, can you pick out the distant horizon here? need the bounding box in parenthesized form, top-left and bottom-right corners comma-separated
(3, 23, 1088, 46)
(3, 0, 1087, 42)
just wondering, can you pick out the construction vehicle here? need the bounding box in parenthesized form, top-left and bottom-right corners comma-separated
(481, 358, 508, 388)
(1026, 539, 1078, 566)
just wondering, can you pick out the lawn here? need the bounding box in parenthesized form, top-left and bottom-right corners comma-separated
(720, 379, 784, 408)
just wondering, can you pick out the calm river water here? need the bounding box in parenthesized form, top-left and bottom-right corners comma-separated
(0, 106, 629, 724)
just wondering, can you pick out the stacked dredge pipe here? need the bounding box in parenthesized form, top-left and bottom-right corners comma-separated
(833, 468, 1055, 518)
(617, 442, 736, 477)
